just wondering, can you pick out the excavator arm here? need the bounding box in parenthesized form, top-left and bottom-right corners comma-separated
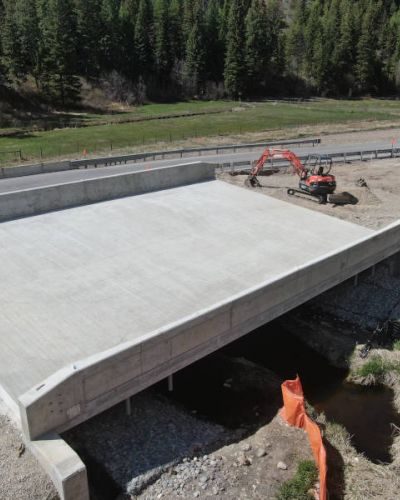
(248, 148, 307, 187)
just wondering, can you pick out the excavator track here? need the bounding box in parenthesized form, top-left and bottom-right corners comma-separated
(287, 188, 327, 204)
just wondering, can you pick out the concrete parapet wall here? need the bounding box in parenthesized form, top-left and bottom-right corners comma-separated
(19, 220, 400, 441)
(0, 162, 215, 221)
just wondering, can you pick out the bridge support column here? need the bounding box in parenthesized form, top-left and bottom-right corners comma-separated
(168, 374, 174, 392)
(125, 397, 132, 416)
(389, 251, 400, 278)
(353, 274, 359, 287)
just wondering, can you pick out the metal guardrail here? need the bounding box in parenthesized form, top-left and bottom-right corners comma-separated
(70, 138, 321, 169)
(215, 147, 400, 173)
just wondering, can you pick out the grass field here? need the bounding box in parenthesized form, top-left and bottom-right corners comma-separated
(1, 99, 400, 164)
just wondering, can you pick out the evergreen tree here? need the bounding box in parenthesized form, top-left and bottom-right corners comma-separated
(119, 0, 139, 27)
(204, 0, 224, 82)
(218, 0, 230, 46)
(379, 4, 399, 89)
(224, 0, 247, 98)
(285, 0, 307, 76)
(265, 0, 286, 85)
(76, 0, 102, 77)
(134, 0, 153, 78)
(37, 0, 81, 105)
(1, 0, 24, 81)
(334, 0, 357, 95)
(183, 0, 205, 94)
(356, 0, 383, 93)
(322, 0, 342, 92)
(169, 0, 184, 62)
(14, 0, 40, 82)
(183, 0, 195, 42)
(119, 0, 139, 77)
(303, 0, 322, 87)
(389, 9, 400, 87)
(154, 0, 173, 81)
(1, 0, 400, 103)
(0, 0, 6, 85)
(245, 0, 269, 94)
(99, 0, 121, 72)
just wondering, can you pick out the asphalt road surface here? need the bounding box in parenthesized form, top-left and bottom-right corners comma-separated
(0, 140, 395, 194)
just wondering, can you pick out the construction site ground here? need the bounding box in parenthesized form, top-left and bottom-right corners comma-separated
(220, 156, 400, 230)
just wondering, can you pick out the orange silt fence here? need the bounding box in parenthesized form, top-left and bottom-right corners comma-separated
(279, 376, 327, 500)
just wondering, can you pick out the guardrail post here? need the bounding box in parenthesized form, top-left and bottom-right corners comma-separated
(389, 252, 400, 277)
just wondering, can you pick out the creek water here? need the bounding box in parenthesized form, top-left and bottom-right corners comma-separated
(162, 320, 400, 464)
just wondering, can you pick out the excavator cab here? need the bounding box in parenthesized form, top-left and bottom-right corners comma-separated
(305, 154, 333, 176)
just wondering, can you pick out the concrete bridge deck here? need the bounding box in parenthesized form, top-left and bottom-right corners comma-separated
(1, 163, 400, 499)
(1, 170, 372, 416)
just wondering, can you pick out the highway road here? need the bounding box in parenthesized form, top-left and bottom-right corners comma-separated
(0, 139, 395, 194)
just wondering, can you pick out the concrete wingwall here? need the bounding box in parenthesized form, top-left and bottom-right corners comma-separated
(19, 220, 400, 441)
(0, 162, 215, 221)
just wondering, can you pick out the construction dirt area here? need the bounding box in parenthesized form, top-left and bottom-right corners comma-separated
(2, 132, 400, 500)
(220, 156, 400, 231)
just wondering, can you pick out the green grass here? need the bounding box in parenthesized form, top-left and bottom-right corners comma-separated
(0, 100, 236, 133)
(83, 100, 235, 121)
(1, 99, 400, 164)
(277, 460, 318, 500)
(393, 340, 400, 351)
(357, 355, 400, 378)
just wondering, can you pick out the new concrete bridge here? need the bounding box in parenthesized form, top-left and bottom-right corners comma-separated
(1, 162, 399, 499)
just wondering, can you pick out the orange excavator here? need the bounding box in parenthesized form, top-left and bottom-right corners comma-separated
(246, 148, 337, 204)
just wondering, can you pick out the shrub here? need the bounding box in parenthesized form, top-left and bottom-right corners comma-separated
(277, 460, 318, 500)
(393, 340, 400, 351)
(357, 355, 400, 378)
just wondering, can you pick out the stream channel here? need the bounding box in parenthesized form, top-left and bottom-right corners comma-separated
(161, 319, 400, 465)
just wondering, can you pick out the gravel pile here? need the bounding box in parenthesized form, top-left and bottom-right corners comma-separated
(319, 264, 400, 329)
(136, 416, 313, 500)
(140, 454, 229, 498)
(63, 392, 227, 498)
